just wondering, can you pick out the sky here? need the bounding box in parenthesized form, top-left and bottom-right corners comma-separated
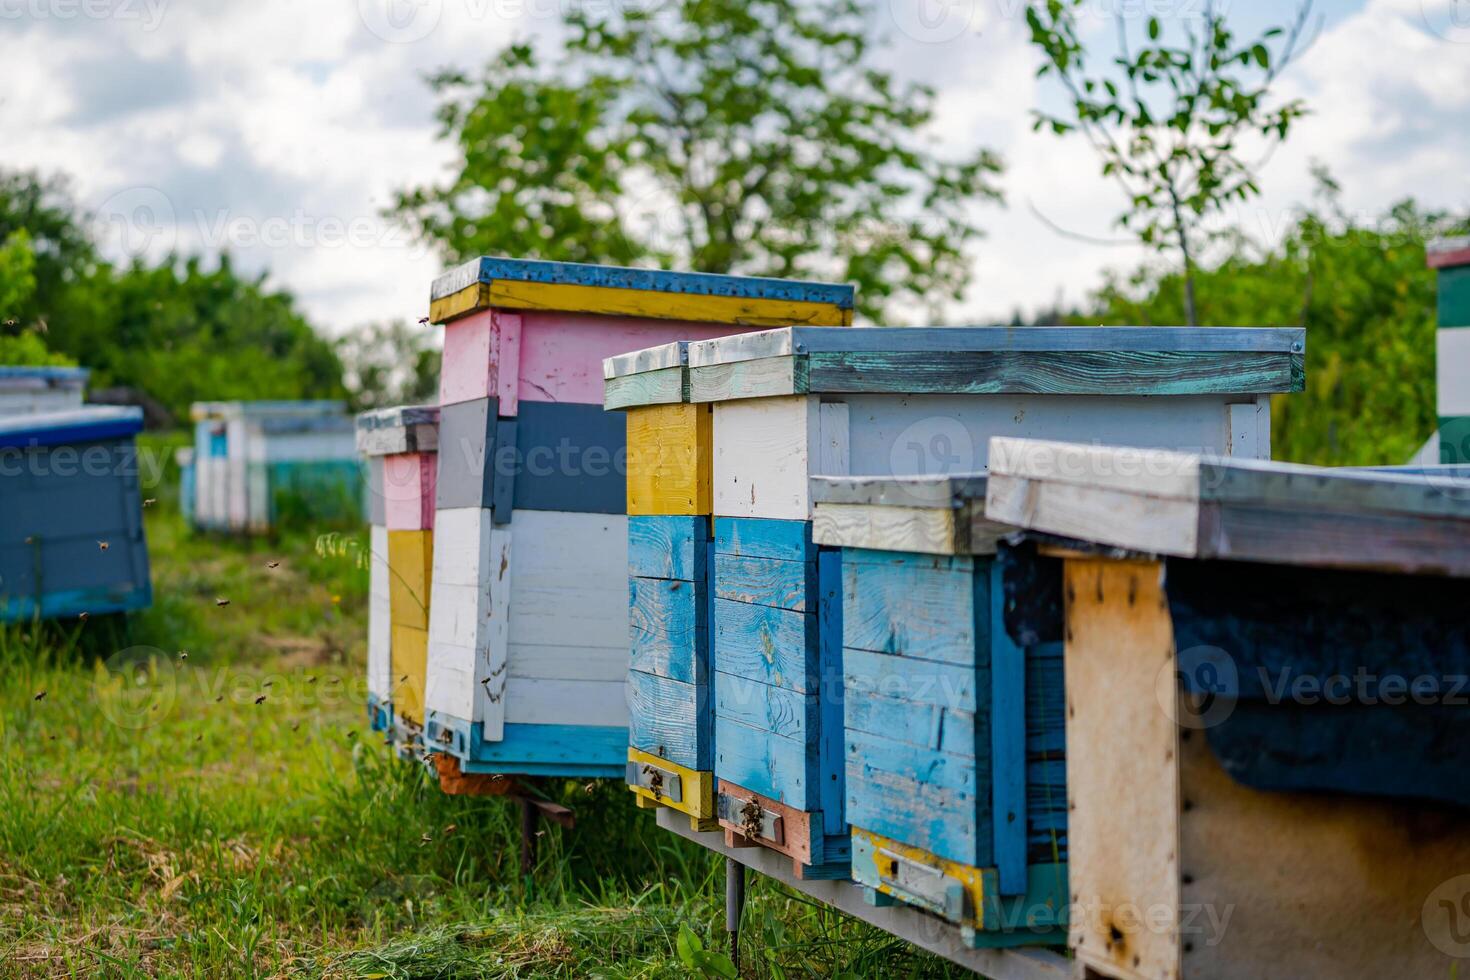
(2, 0, 1469, 336)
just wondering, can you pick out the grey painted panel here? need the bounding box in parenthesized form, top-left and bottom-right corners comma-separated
(435, 397, 500, 510)
(810, 474, 989, 507)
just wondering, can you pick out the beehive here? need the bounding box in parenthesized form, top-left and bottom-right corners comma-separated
(189, 401, 358, 534)
(1430, 238, 1470, 463)
(986, 437, 1470, 978)
(421, 258, 854, 779)
(809, 474, 1066, 944)
(672, 325, 1301, 881)
(356, 405, 440, 740)
(0, 405, 152, 621)
(0, 366, 87, 416)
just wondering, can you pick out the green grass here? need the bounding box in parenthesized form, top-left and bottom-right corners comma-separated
(0, 435, 968, 978)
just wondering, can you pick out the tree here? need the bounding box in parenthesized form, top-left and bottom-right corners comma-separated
(1027, 1, 1315, 325)
(45, 254, 347, 421)
(0, 171, 97, 327)
(336, 320, 440, 412)
(1086, 197, 1467, 466)
(393, 0, 1004, 323)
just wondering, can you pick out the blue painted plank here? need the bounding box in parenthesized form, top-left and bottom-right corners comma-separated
(713, 597, 819, 693)
(714, 553, 816, 611)
(714, 714, 819, 811)
(842, 556, 979, 666)
(844, 691, 980, 758)
(816, 548, 846, 838)
(0, 406, 143, 448)
(844, 647, 979, 713)
(629, 515, 708, 582)
(987, 561, 1026, 896)
(425, 712, 628, 773)
(432, 257, 856, 308)
(0, 582, 152, 622)
(713, 670, 816, 741)
(714, 517, 813, 563)
(844, 759, 986, 869)
(846, 728, 976, 796)
(627, 669, 710, 770)
(629, 576, 707, 684)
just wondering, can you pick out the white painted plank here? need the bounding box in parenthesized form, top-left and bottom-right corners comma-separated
(984, 471, 1201, 557)
(505, 510, 628, 685)
(986, 436, 1202, 500)
(1226, 401, 1262, 459)
(367, 525, 393, 700)
(712, 395, 818, 520)
(503, 678, 629, 728)
(1439, 327, 1470, 417)
(811, 502, 964, 555)
(424, 507, 513, 741)
(226, 419, 250, 530)
(817, 401, 850, 475)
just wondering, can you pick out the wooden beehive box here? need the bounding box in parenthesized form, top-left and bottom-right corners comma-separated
(188, 401, 359, 534)
(0, 406, 152, 621)
(681, 325, 1301, 881)
(356, 405, 440, 739)
(421, 258, 854, 780)
(0, 366, 87, 416)
(986, 436, 1470, 980)
(809, 474, 1066, 946)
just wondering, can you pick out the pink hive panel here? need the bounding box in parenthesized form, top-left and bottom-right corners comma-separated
(383, 452, 437, 530)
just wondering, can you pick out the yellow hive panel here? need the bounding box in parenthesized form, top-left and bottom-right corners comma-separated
(387, 529, 433, 631)
(627, 747, 717, 823)
(851, 826, 991, 930)
(627, 403, 713, 516)
(390, 624, 429, 727)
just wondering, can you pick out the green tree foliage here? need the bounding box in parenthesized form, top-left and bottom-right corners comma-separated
(47, 254, 346, 421)
(0, 231, 76, 366)
(1087, 198, 1466, 466)
(0, 171, 96, 325)
(336, 319, 440, 412)
(1028, 1, 1314, 324)
(0, 169, 347, 421)
(393, 0, 1004, 322)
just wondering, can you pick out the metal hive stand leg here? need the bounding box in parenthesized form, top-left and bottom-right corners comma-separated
(726, 856, 746, 971)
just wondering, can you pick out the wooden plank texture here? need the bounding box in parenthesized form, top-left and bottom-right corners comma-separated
(626, 403, 712, 516)
(713, 598, 819, 693)
(807, 350, 1302, 396)
(629, 575, 708, 684)
(712, 396, 817, 520)
(627, 669, 710, 770)
(628, 515, 709, 582)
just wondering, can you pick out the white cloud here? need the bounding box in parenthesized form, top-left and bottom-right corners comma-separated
(1, 0, 1466, 337)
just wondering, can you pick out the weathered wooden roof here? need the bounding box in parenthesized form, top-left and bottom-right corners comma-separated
(682, 326, 1305, 401)
(0, 405, 144, 448)
(355, 404, 440, 456)
(984, 436, 1470, 576)
(429, 257, 855, 326)
(809, 473, 1012, 556)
